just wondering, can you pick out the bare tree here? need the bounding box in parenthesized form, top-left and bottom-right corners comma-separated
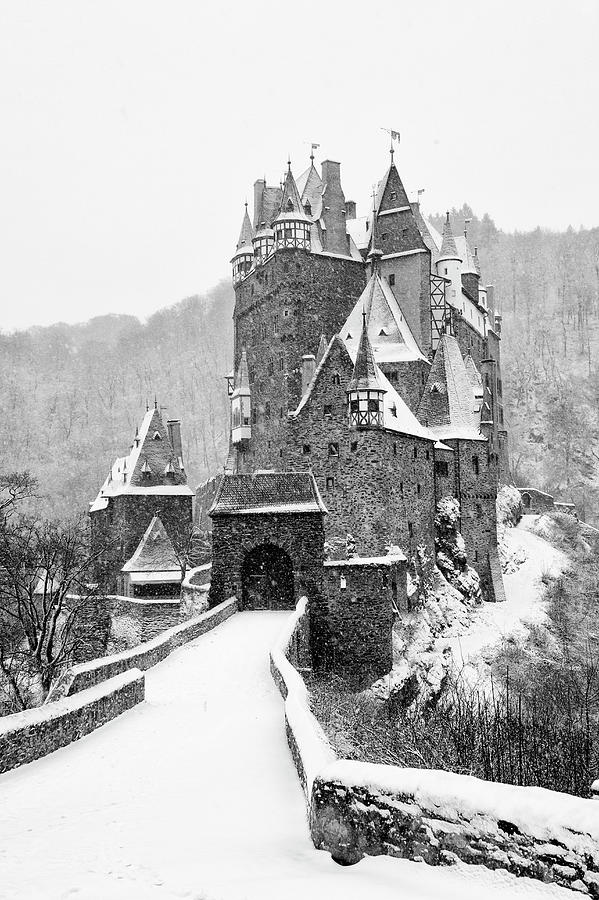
(0, 512, 111, 706)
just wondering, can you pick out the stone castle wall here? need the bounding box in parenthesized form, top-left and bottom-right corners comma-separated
(209, 513, 325, 610)
(233, 248, 366, 470)
(0, 670, 144, 776)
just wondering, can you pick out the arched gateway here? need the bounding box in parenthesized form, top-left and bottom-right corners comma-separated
(208, 472, 326, 612)
(241, 543, 294, 610)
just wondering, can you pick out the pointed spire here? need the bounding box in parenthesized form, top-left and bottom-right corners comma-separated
(367, 187, 383, 272)
(236, 203, 254, 250)
(438, 212, 461, 261)
(348, 315, 385, 393)
(274, 164, 310, 222)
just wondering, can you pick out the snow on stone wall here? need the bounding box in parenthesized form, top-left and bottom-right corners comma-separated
(67, 598, 238, 695)
(0, 670, 144, 775)
(271, 603, 599, 894)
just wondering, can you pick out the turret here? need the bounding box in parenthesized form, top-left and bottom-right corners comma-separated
(436, 212, 463, 311)
(461, 225, 480, 303)
(231, 350, 251, 444)
(231, 203, 254, 284)
(347, 314, 386, 429)
(272, 162, 311, 252)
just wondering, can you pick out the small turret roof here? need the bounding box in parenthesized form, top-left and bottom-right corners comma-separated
(464, 351, 483, 398)
(273, 165, 312, 224)
(122, 515, 180, 573)
(438, 213, 462, 262)
(460, 233, 479, 276)
(237, 205, 254, 249)
(348, 316, 385, 392)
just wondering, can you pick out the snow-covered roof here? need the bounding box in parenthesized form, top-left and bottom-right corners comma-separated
(324, 552, 407, 566)
(341, 271, 427, 364)
(346, 215, 369, 251)
(418, 333, 485, 442)
(128, 570, 182, 584)
(90, 407, 191, 512)
(210, 472, 328, 517)
(122, 516, 181, 573)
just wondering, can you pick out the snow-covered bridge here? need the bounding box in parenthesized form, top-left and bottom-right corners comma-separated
(0, 611, 573, 899)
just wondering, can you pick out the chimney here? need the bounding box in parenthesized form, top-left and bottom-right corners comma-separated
(253, 179, 265, 230)
(167, 419, 183, 465)
(345, 200, 356, 220)
(302, 354, 316, 396)
(321, 160, 348, 256)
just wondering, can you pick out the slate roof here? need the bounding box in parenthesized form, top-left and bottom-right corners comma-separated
(122, 516, 181, 573)
(273, 166, 311, 223)
(297, 162, 323, 217)
(348, 318, 384, 392)
(438, 213, 461, 261)
(232, 349, 250, 398)
(464, 351, 483, 398)
(341, 271, 427, 364)
(90, 407, 192, 512)
(417, 334, 484, 441)
(209, 472, 328, 516)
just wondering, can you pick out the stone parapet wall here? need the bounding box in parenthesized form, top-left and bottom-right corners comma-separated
(270, 603, 599, 895)
(62, 598, 237, 696)
(0, 670, 144, 776)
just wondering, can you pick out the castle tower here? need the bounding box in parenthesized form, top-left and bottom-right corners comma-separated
(230, 203, 254, 284)
(89, 404, 193, 589)
(461, 226, 480, 306)
(369, 152, 432, 353)
(436, 212, 463, 313)
(347, 314, 386, 429)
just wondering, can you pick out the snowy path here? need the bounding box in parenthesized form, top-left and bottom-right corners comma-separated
(0, 611, 574, 899)
(446, 519, 567, 683)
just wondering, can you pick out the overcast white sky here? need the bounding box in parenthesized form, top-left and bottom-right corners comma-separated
(1, 0, 597, 332)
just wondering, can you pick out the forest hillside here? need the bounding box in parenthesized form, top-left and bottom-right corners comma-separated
(1, 214, 598, 523)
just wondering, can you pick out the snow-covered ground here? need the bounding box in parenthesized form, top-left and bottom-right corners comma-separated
(0, 611, 575, 899)
(445, 519, 568, 686)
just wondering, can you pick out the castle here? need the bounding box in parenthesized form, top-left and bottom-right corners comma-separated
(91, 145, 509, 686)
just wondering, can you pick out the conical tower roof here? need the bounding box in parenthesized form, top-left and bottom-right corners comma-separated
(231, 204, 255, 262)
(438, 212, 461, 262)
(236, 204, 254, 249)
(273, 163, 311, 223)
(297, 161, 322, 216)
(348, 315, 386, 392)
(461, 232, 478, 276)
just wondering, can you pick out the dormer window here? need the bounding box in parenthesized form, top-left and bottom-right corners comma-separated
(304, 201, 312, 215)
(390, 404, 397, 417)
(153, 431, 162, 441)
(379, 328, 388, 336)
(286, 198, 293, 212)
(390, 190, 397, 201)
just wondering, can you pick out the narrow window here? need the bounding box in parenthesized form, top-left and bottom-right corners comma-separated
(251, 408, 257, 424)
(408, 521, 413, 538)
(279, 355, 284, 371)
(328, 442, 339, 457)
(273, 315, 279, 334)
(417, 483, 421, 495)
(426, 449, 430, 460)
(324, 404, 332, 417)
(393, 443, 397, 456)
(388, 273, 395, 287)
(472, 455, 480, 475)
(302, 444, 311, 455)
(326, 476, 335, 491)
(268, 358, 274, 376)
(382, 232, 389, 242)
(332, 373, 341, 386)
(279, 407, 283, 419)
(265, 402, 271, 419)
(413, 446, 418, 459)
(351, 441, 358, 452)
